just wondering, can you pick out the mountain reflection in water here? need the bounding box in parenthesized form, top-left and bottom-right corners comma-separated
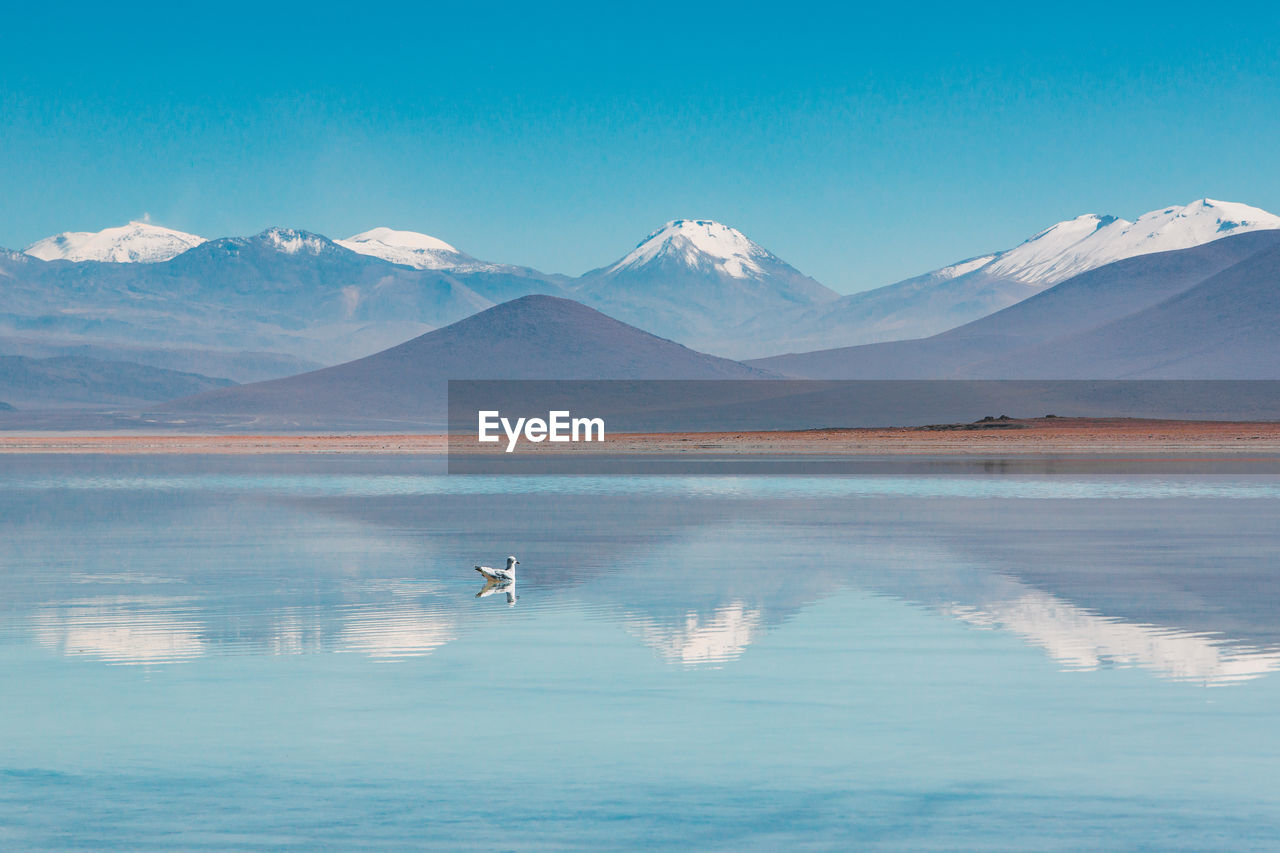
(1, 457, 1277, 685)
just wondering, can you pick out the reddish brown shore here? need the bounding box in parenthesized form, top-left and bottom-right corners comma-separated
(3, 418, 1280, 455)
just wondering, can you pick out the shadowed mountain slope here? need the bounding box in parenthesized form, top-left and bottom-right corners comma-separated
(986, 238, 1280, 378)
(169, 295, 773, 419)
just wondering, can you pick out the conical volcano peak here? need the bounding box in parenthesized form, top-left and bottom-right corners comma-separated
(609, 219, 775, 279)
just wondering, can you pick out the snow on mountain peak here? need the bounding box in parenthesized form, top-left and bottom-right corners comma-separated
(258, 227, 332, 256)
(978, 213, 1132, 283)
(977, 199, 1280, 286)
(610, 219, 774, 278)
(343, 227, 459, 254)
(1121, 198, 1280, 247)
(336, 227, 466, 269)
(23, 221, 206, 263)
(1028, 213, 1122, 241)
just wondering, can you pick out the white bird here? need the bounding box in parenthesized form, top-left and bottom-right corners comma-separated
(475, 555, 519, 583)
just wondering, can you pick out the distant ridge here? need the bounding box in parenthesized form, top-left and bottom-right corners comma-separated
(0, 354, 234, 408)
(989, 238, 1280, 378)
(749, 230, 1280, 379)
(169, 295, 774, 420)
(1, 223, 575, 381)
(729, 198, 1280, 357)
(8, 200, 1280, 379)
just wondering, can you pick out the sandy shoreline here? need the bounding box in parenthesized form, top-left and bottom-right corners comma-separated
(3, 417, 1280, 455)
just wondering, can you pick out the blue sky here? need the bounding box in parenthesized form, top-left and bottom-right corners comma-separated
(2, 2, 1278, 292)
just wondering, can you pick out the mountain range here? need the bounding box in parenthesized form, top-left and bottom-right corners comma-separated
(11, 199, 1275, 369)
(4, 197, 1280, 410)
(726, 199, 1280, 357)
(751, 229, 1280, 379)
(1, 227, 551, 380)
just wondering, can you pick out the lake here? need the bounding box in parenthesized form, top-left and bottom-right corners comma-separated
(2, 454, 1279, 850)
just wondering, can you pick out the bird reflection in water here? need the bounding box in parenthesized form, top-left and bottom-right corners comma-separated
(475, 578, 517, 606)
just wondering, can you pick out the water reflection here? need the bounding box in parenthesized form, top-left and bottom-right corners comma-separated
(18, 562, 1280, 684)
(626, 601, 762, 668)
(476, 578, 517, 606)
(945, 588, 1280, 686)
(3, 457, 1279, 685)
(7, 458, 1280, 852)
(31, 597, 206, 665)
(17, 549, 1280, 683)
(338, 602, 455, 661)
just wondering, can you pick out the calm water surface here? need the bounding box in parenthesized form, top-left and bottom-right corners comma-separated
(2, 455, 1279, 850)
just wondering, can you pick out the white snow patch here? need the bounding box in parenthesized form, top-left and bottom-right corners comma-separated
(337, 227, 468, 270)
(932, 254, 998, 280)
(609, 219, 775, 278)
(24, 222, 206, 263)
(981, 199, 1280, 285)
(261, 228, 331, 256)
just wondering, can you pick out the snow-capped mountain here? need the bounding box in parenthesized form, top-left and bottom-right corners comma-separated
(748, 228, 1280, 379)
(3, 226, 495, 377)
(167, 227, 366, 274)
(978, 199, 1280, 285)
(336, 227, 471, 270)
(573, 219, 838, 348)
(7, 201, 1278, 387)
(607, 219, 784, 279)
(334, 226, 571, 301)
(257, 226, 336, 257)
(0, 221, 570, 389)
(23, 222, 206, 263)
(728, 198, 1280, 359)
